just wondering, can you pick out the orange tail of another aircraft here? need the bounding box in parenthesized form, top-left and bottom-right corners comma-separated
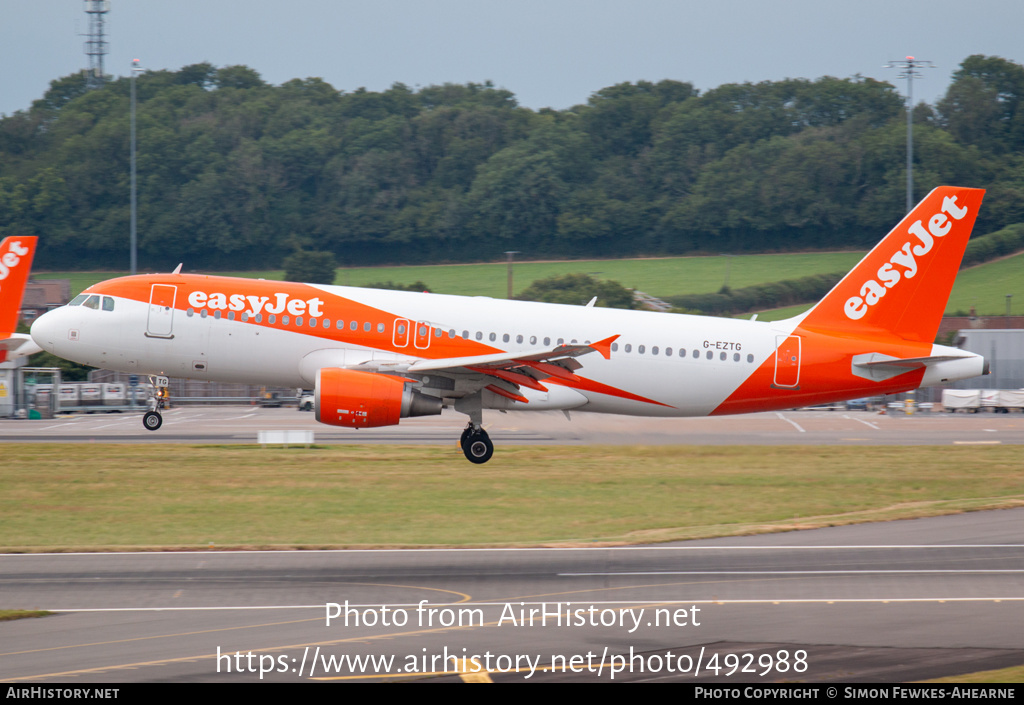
(0, 236, 40, 362)
(798, 186, 984, 343)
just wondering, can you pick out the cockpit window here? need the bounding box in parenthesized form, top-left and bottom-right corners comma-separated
(82, 295, 100, 310)
(102, 296, 115, 311)
(69, 294, 89, 306)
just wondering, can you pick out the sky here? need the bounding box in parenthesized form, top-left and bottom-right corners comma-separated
(2, 0, 1023, 117)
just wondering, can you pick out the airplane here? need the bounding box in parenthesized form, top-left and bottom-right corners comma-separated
(0, 235, 42, 362)
(30, 186, 988, 463)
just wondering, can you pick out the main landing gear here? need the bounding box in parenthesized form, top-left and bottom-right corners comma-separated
(460, 424, 494, 464)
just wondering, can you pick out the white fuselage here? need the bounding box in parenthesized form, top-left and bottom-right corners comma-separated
(31, 281, 796, 417)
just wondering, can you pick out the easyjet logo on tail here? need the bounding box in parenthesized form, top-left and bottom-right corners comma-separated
(843, 195, 970, 321)
(0, 240, 31, 290)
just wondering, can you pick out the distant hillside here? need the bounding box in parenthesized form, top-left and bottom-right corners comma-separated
(4, 55, 1023, 271)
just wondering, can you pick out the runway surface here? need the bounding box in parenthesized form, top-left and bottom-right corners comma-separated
(2, 405, 1024, 447)
(2, 510, 1023, 683)
(2, 407, 1022, 682)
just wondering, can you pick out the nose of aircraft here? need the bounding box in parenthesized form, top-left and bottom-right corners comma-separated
(30, 308, 61, 354)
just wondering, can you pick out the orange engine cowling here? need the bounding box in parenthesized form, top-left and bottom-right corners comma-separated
(314, 368, 442, 428)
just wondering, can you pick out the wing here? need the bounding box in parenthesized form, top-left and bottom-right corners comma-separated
(346, 334, 619, 403)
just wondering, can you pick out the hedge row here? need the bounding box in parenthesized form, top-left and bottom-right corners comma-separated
(663, 272, 844, 316)
(961, 223, 1024, 268)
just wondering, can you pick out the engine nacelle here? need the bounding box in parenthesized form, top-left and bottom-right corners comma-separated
(314, 368, 442, 428)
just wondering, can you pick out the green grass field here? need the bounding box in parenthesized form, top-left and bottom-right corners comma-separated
(947, 251, 1024, 315)
(35, 252, 863, 300)
(34, 248, 1020, 316)
(2, 444, 1020, 552)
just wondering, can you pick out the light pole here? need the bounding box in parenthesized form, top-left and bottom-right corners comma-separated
(504, 251, 519, 299)
(130, 59, 143, 275)
(885, 57, 934, 213)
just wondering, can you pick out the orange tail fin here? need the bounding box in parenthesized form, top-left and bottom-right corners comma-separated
(798, 187, 984, 343)
(0, 236, 38, 337)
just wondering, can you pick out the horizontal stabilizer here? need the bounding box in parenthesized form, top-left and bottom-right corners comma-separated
(852, 352, 976, 382)
(0, 333, 43, 358)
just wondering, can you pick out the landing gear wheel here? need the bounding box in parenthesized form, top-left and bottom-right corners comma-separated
(143, 411, 163, 431)
(462, 428, 494, 464)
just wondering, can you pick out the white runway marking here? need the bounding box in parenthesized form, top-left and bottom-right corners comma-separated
(561, 570, 1024, 576)
(843, 414, 880, 429)
(775, 412, 805, 432)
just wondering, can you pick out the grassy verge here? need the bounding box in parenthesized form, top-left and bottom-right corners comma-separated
(0, 610, 52, 621)
(925, 665, 1024, 683)
(1, 444, 1021, 552)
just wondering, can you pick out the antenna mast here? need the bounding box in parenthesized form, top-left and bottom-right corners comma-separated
(83, 1, 111, 90)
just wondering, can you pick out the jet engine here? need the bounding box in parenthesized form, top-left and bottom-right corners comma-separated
(314, 368, 442, 428)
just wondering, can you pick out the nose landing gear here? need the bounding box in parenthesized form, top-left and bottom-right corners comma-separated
(143, 375, 170, 431)
(142, 410, 162, 431)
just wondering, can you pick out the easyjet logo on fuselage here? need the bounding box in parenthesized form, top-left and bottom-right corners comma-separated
(0, 240, 30, 286)
(187, 290, 325, 318)
(843, 195, 970, 321)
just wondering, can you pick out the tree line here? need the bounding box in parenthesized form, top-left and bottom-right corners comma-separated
(1, 55, 1022, 271)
